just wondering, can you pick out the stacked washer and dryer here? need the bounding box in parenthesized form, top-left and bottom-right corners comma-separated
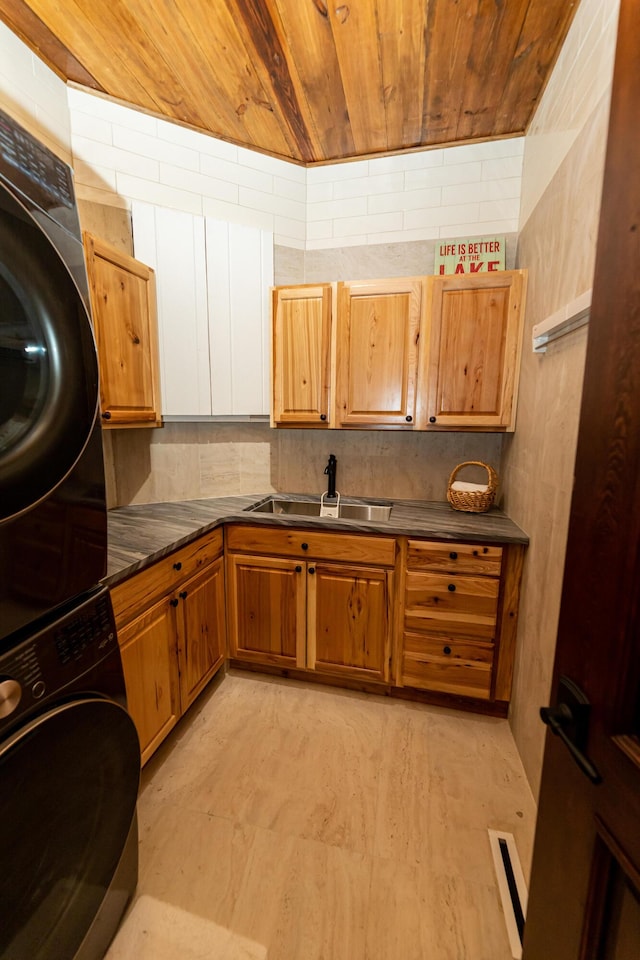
(0, 107, 139, 959)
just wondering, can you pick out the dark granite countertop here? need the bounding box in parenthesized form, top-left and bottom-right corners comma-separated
(105, 493, 529, 587)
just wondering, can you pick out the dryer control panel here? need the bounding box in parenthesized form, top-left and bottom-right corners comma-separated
(0, 586, 120, 731)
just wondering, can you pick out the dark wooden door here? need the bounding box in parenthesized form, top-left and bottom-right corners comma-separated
(523, 2, 640, 956)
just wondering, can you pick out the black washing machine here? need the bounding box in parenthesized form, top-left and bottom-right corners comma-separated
(0, 585, 140, 960)
(0, 105, 106, 644)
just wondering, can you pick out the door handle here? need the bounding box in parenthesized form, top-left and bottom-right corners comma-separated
(540, 675, 602, 784)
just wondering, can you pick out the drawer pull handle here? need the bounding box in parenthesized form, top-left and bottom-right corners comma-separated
(320, 414, 327, 421)
(405, 415, 413, 422)
(169, 598, 179, 608)
(308, 567, 316, 575)
(301, 542, 309, 550)
(179, 591, 188, 600)
(429, 416, 436, 423)
(295, 565, 302, 573)
(447, 583, 456, 592)
(449, 551, 457, 560)
(443, 645, 452, 655)
(173, 561, 182, 571)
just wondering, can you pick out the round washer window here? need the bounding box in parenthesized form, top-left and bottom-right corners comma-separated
(0, 185, 99, 522)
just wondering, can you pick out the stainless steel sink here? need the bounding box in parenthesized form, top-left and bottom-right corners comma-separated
(247, 497, 392, 521)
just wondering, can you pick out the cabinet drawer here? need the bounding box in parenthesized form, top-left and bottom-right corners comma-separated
(225, 524, 396, 566)
(402, 632, 493, 699)
(404, 571, 499, 641)
(407, 540, 502, 576)
(111, 527, 224, 630)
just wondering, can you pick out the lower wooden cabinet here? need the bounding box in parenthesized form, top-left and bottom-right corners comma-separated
(110, 522, 525, 746)
(110, 529, 226, 764)
(226, 526, 395, 684)
(117, 597, 181, 763)
(398, 538, 524, 707)
(175, 556, 226, 711)
(308, 561, 393, 683)
(226, 554, 306, 669)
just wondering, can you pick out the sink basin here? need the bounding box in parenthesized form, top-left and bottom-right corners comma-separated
(247, 497, 392, 522)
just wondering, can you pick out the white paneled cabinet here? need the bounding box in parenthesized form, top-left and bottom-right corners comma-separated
(206, 220, 273, 416)
(132, 202, 273, 417)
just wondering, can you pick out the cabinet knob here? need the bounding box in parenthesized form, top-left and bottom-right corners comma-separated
(429, 416, 436, 423)
(173, 561, 182, 571)
(101, 411, 112, 420)
(301, 542, 309, 550)
(447, 583, 456, 592)
(405, 415, 412, 422)
(449, 551, 458, 560)
(308, 567, 315, 575)
(320, 414, 327, 421)
(179, 590, 188, 600)
(169, 598, 179, 608)
(295, 565, 302, 573)
(443, 645, 452, 655)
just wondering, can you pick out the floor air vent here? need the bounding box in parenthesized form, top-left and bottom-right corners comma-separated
(488, 829, 529, 960)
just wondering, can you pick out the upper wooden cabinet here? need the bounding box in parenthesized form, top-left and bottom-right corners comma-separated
(270, 270, 526, 432)
(84, 232, 162, 429)
(421, 270, 526, 430)
(271, 283, 333, 426)
(336, 278, 425, 428)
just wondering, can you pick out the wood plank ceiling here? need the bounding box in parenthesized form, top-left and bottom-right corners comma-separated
(0, 0, 580, 164)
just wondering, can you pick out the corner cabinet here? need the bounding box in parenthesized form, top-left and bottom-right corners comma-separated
(270, 270, 526, 432)
(131, 203, 273, 417)
(110, 529, 226, 765)
(226, 525, 396, 684)
(422, 270, 526, 430)
(83, 232, 162, 428)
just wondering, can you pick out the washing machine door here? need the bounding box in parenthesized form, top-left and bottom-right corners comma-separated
(0, 697, 139, 960)
(0, 184, 99, 523)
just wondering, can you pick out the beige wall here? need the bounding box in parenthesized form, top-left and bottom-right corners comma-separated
(107, 420, 503, 507)
(504, 92, 613, 798)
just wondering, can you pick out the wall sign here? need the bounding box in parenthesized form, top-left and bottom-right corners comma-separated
(434, 235, 505, 275)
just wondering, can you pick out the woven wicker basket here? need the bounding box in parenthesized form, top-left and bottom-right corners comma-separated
(447, 461, 498, 513)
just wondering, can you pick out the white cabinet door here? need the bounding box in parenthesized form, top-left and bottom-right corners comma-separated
(132, 203, 211, 416)
(132, 203, 273, 417)
(206, 220, 273, 416)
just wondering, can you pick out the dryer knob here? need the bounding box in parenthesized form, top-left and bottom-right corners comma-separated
(0, 678, 22, 719)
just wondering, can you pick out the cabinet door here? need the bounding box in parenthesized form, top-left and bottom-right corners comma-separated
(272, 284, 333, 426)
(336, 278, 424, 427)
(227, 554, 306, 668)
(117, 597, 181, 765)
(84, 233, 161, 427)
(307, 561, 393, 683)
(422, 270, 526, 430)
(175, 556, 226, 712)
(206, 220, 274, 416)
(131, 203, 211, 416)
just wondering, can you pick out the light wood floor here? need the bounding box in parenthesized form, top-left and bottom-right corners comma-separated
(106, 670, 537, 960)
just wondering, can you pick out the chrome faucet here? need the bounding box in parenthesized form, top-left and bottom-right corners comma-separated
(324, 454, 337, 498)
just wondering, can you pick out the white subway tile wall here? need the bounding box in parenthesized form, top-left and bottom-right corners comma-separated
(0, 22, 71, 162)
(68, 87, 524, 251)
